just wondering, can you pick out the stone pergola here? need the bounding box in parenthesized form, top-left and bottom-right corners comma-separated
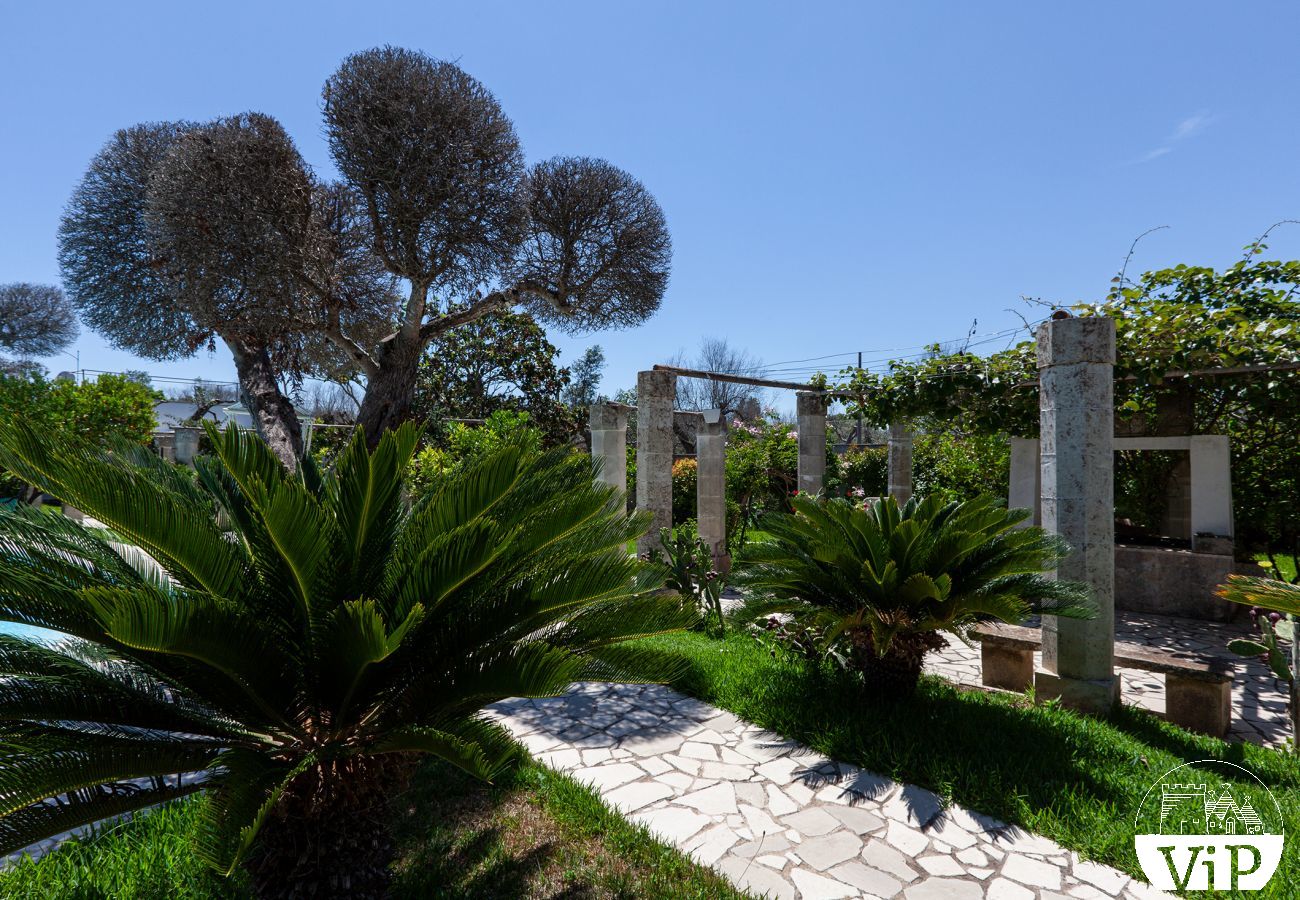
(589, 365, 916, 569)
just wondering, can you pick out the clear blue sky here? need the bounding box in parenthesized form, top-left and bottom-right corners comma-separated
(3, 1, 1298, 400)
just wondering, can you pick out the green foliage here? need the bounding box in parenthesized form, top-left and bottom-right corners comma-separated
(0, 373, 158, 448)
(735, 494, 1091, 692)
(561, 345, 606, 410)
(412, 310, 576, 445)
(670, 458, 696, 524)
(0, 373, 159, 500)
(0, 418, 690, 883)
(837, 446, 886, 498)
(913, 431, 1010, 504)
(408, 410, 545, 497)
(835, 252, 1300, 563)
(724, 413, 798, 543)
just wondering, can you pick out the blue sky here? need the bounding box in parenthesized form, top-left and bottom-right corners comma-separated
(3, 1, 1298, 402)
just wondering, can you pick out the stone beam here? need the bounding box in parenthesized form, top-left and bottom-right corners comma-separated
(1034, 315, 1119, 715)
(636, 370, 676, 556)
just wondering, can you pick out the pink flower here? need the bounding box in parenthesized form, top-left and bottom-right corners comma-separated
(786, 431, 798, 440)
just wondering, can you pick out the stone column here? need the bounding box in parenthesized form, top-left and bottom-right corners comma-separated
(173, 426, 201, 467)
(1189, 435, 1233, 539)
(636, 370, 676, 556)
(589, 403, 628, 498)
(1034, 315, 1119, 714)
(1008, 438, 1042, 526)
(796, 391, 828, 497)
(696, 410, 729, 572)
(887, 422, 914, 504)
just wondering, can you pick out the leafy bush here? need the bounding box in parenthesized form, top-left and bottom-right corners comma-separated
(671, 458, 697, 523)
(837, 446, 886, 499)
(0, 373, 159, 501)
(0, 420, 687, 897)
(735, 494, 1091, 694)
(913, 430, 1010, 504)
(408, 409, 544, 497)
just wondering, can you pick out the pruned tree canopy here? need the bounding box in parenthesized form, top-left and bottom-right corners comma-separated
(0, 283, 78, 359)
(58, 122, 202, 360)
(324, 46, 526, 294)
(59, 44, 672, 451)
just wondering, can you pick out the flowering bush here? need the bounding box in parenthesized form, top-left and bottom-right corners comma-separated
(672, 457, 697, 523)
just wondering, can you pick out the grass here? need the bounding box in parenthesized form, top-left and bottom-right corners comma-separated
(0, 760, 748, 900)
(638, 629, 1300, 900)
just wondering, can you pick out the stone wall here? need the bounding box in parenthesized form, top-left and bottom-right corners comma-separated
(1114, 545, 1242, 622)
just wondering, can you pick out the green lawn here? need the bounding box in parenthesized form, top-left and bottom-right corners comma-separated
(638, 629, 1300, 900)
(0, 760, 748, 900)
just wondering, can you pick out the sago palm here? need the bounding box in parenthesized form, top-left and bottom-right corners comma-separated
(0, 421, 688, 898)
(736, 493, 1092, 693)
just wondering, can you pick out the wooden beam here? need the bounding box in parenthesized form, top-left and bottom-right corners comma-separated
(652, 364, 827, 393)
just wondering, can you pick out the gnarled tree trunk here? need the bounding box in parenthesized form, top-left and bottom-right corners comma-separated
(228, 339, 304, 470)
(355, 332, 423, 448)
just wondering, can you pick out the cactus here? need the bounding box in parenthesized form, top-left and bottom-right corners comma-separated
(658, 526, 726, 634)
(1219, 575, 1300, 749)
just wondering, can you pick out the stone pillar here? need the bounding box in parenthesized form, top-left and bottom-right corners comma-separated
(589, 403, 628, 498)
(1008, 438, 1041, 526)
(1189, 435, 1233, 539)
(173, 426, 201, 467)
(696, 410, 729, 572)
(887, 422, 914, 504)
(636, 370, 676, 556)
(1034, 316, 1119, 715)
(796, 391, 828, 497)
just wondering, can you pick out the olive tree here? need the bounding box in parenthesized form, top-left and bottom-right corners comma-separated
(60, 46, 671, 464)
(58, 121, 317, 466)
(0, 283, 78, 360)
(321, 47, 671, 443)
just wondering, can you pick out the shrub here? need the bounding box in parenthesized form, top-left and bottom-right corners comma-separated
(735, 494, 1091, 694)
(0, 420, 688, 897)
(671, 458, 697, 523)
(408, 409, 544, 497)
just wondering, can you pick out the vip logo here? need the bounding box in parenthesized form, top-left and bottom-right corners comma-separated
(1134, 760, 1284, 891)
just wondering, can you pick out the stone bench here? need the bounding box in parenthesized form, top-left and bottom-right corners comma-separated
(971, 623, 1234, 736)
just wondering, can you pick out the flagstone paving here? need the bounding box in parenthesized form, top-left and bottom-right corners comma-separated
(925, 611, 1292, 748)
(489, 683, 1173, 900)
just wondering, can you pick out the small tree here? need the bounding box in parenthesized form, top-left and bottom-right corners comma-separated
(0, 283, 77, 363)
(670, 337, 765, 416)
(563, 344, 607, 410)
(412, 310, 574, 443)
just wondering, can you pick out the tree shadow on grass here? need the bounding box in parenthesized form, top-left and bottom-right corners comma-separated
(388, 763, 567, 900)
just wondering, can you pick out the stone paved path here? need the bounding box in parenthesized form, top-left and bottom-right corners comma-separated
(926, 612, 1292, 748)
(489, 683, 1171, 900)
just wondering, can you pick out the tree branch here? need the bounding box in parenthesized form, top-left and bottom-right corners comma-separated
(419, 290, 515, 342)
